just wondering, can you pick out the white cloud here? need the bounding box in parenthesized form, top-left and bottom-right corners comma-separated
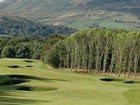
(0, 0, 5, 2)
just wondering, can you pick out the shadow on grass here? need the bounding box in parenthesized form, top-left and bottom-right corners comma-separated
(7, 65, 22, 68)
(26, 65, 34, 68)
(100, 78, 124, 82)
(0, 79, 29, 85)
(5, 74, 67, 82)
(0, 92, 14, 97)
(16, 85, 58, 91)
(100, 77, 140, 84)
(124, 80, 140, 84)
(0, 96, 47, 105)
(0, 74, 53, 104)
(0, 90, 48, 104)
(0, 74, 66, 92)
(0, 74, 67, 92)
(24, 60, 35, 63)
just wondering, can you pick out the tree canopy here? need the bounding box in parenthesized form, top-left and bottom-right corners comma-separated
(46, 28, 140, 76)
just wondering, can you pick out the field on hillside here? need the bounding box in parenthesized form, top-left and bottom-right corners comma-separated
(1, 0, 140, 30)
(0, 59, 140, 105)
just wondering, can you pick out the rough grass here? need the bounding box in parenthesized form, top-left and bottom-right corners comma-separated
(0, 58, 140, 105)
(99, 21, 132, 29)
(123, 89, 140, 105)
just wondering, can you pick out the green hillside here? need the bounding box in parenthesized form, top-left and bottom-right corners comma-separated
(0, 58, 140, 105)
(0, 14, 76, 36)
(0, 0, 140, 29)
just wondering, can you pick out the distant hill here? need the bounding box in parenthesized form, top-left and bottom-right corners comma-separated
(0, 0, 140, 30)
(0, 14, 76, 36)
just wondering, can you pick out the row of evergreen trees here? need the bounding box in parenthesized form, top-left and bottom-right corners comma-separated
(46, 28, 140, 76)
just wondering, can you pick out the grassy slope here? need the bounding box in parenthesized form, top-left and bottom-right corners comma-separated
(0, 0, 140, 30)
(0, 58, 140, 105)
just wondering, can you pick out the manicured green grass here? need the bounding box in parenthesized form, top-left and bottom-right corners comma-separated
(0, 58, 140, 105)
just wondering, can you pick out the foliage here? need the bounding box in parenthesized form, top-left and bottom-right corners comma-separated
(42, 34, 65, 62)
(46, 40, 66, 68)
(0, 34, 65, 60)
(47, 28, 140, 76)
(0, 15, 76, 37)
(0, 36, 44, 59)
(1, 45, 15, 58)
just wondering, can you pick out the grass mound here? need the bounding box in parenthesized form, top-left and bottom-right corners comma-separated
(32, 87, 58, 91)
(0, 59, 140, 105)
(6, 74, 67, 82)
(6, 74, 43, 80)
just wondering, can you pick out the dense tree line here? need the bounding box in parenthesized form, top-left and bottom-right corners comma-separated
(1, 28, 140, 76)
(41, 35, 65, 63)
(46, 28, 140, 76)
(0, 15, 76, 37)
(0, 35, 65, 60)
(0, 36, 44, 59)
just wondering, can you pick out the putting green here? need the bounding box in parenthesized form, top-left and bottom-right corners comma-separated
(0, 58, 139, 105)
